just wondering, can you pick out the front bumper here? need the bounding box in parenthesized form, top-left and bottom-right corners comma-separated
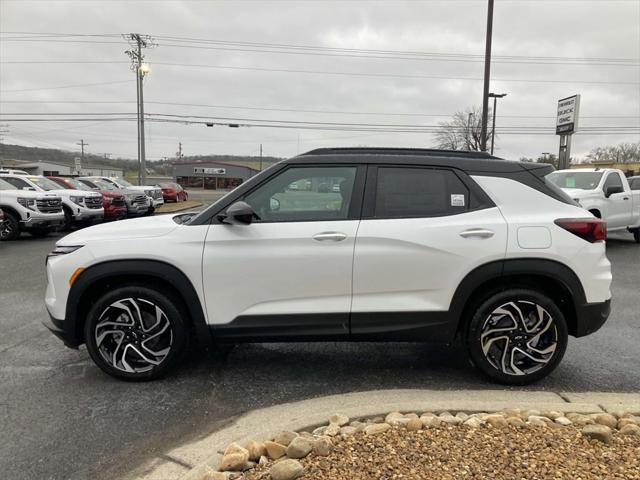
(73, 209, 104, 224)
(22, 213, 65, 230)
(43, 312, 80, 348)
(574, 298, 611, 337)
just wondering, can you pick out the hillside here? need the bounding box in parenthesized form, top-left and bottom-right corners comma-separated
(0, 143, 283, 174)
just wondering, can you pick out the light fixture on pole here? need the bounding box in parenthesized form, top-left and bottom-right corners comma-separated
(488, 92, 507, 155)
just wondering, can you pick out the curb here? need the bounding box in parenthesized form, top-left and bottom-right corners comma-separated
(127, 389, 640, 480)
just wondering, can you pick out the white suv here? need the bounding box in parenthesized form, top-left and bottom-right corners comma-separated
(44, 148, 612, 384)
(0, 174, 103, 230)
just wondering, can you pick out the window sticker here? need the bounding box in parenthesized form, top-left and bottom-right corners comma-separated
(451, 194, 465, 207)
(566, 177, 576, 188)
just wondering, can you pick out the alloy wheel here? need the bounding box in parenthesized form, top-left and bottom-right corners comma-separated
(479, 300, 558, 376)
(94, 297, 173, 373)
(0, 219, 14, 240)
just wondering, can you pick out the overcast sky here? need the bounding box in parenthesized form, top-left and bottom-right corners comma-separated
(1, 0, 639, 162)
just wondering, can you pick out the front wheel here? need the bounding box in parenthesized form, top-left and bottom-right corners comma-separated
(84, 286, 188, 381)
(0, 212, 20, 241)
(466, 289, 568, 385)
(632, 228, 640, 244)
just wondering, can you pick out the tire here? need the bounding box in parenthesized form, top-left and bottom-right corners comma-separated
(84, 285, 188, 381)
(633, 228, 640, 244)
(62, 207, 73, 232)
(145, 207, 155, 217)
(29, 228, 50, 238)
(466, 288, 568, 385)
(0, 211, 20, 241)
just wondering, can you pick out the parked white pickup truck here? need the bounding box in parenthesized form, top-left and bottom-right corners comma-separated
(547, 168, 640, 243)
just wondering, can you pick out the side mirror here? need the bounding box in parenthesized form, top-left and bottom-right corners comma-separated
(218, 201, 256, 225)
(605, 185, 623, 197)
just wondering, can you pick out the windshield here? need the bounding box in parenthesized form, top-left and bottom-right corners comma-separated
(546, 171, 604, 190)
(113, 177, 133, 187)
(0, 178, 17, 190)
(27, 176, 64, 191)
(65, 178, 93, 191)
(95, 179, 119, 190)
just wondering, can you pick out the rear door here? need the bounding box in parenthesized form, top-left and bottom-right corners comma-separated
(202, 164, 365, 338)
(351, 165, 507, 337)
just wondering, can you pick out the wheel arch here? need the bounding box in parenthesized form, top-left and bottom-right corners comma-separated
(450, 259, 585, 338)
(65, 259, 211, 348)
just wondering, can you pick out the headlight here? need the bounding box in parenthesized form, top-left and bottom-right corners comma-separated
(46, 245, 84, 264)
(70, 196, 85, 206)
(17, 197, 36, 210)
(49, 245, 83, 256)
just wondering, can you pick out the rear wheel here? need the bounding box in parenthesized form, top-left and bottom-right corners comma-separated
(632, 228, 640, 244)
(466, 289, 568, 385)
(0, 211, 20, 241)
(84, 285, 188, 381)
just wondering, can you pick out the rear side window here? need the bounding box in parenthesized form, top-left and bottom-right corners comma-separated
(2, 177, 31, 190)
(374, 167, 470, 218)
(630, 178, 640, 190)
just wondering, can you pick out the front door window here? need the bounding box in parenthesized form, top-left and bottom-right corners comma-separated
(243, 166, 357, 222)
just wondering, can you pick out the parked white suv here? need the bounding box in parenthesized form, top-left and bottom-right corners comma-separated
(44, 148, 612, 384)
(0, 177, 64, 240)
(547, 168, 640, 243)
(0, 174, 104, 230)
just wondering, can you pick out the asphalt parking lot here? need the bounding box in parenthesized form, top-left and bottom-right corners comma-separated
(0, 230, 638, 480)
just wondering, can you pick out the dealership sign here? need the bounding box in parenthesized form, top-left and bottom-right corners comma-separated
(194, 167, 226, 175)
(556, 94, 580, 135)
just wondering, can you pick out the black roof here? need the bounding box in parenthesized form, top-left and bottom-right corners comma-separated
(291, 147, 552, 176)
(301, 147, 501, 160)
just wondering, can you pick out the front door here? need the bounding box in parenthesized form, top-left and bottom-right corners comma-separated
(202, 165, 363, 339)
(601, 172, 631, 229)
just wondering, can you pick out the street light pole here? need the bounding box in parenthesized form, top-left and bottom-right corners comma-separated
(488, 92, 507, 155)
(480, 0, 495, 152)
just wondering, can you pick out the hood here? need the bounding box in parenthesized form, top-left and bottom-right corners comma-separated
(58, 214, 180, 244)
(1, 189, 59, 199)
(101, 190, 124, 198)
(49, 189, 101, 198)
(561, 188, 600, 199)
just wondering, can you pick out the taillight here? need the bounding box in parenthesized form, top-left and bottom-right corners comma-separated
(554, 218, 607, 243)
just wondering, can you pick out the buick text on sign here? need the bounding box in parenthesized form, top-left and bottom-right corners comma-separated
(556, 94, 580, 135)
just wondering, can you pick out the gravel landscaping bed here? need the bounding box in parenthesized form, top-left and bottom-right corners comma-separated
(202, 410, 640, 480)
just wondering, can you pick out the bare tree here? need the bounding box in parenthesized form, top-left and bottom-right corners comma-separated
(433, 106, 493, 151)
(586, 142, 640, 163)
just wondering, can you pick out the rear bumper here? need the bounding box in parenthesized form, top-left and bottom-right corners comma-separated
(574, 298, 611, 337)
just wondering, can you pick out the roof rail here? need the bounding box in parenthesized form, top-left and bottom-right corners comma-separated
(300, 147, 501, 160)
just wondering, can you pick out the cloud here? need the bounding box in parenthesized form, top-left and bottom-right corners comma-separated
(1, 0, 638, 161)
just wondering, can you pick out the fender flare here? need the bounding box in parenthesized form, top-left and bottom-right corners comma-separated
(65, 259, 211, 348)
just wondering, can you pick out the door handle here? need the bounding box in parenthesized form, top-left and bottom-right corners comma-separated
(313, 232, 347, 242)
(623, 197, 630, 200)
(459, 228, 495, 239)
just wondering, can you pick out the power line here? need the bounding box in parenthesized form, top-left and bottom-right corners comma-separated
(1, 100, 638, 120)
(2, 32, 638, 66)
(0, 80, 131, 93)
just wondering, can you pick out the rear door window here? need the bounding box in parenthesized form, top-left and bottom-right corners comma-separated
(373, 167, 470, 218)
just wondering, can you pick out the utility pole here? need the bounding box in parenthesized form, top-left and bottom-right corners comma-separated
(488, 92, 507, 155)
(0, 124, 8, 165)
(125, 33, 154, 185)
(480, 0, 495, 152)
(76, 139, 88, 161)
(177, 142, 183, 159)
(259, 143, 263, 170)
